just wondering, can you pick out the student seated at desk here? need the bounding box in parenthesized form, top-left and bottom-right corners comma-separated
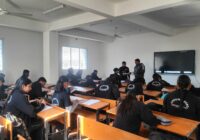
(109, 68, 121, 87)
(126, 82, 143, 94)
(75, 70, 83, 81)
(95, 77, 120, 100)
(79, 75, 96, 88)
(163, 75, 200, 139)
(91, 70, 101, 80)
(157, 74, 171, 87)
(163, 75, 200, 121)
(30, 77, 48, 100)
(52, 76, 78, 112)
(66, 68, 79, 86)
(15, 69, 30, 86)
(147, 73, 164, 91)
(0, 74, 9, 100)
(113, 91, 160, 135)
(4, 78, 46, 140)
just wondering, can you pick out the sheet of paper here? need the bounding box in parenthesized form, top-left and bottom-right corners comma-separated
(70, 96, 85, 101)
(82, 99, 100, 106)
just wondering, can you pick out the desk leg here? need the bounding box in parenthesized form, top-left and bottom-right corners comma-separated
(44, 121, 50, 140)
(64, 112, 68, 140)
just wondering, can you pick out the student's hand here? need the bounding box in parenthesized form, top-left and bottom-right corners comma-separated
(40, 99, 47, 105)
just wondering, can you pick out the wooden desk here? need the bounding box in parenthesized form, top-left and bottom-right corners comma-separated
(80, 100, 109, 111)
(37, 106, 67, 140)
(143, 90, 161, 97)
(74, 94, 117, 109)
(0, 116, 12, 140)
(77, 115, 147, 140)
(73, 86, 94, 93)
(106, 107, 200, 138)
(144, 99, 164, 106)
(153, 111, 200, 137)
(162, 86, 177, 93)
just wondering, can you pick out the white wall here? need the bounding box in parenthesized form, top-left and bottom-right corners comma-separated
(0, 26, 43, 84)
(103, 27, 200, 87)
(59, 35, 105, 78)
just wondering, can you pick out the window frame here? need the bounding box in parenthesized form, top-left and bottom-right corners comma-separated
(62, 46, 87, 70)
(0, 38, 4, 72)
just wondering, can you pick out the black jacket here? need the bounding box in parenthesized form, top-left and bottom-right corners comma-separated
(4, 90, 44, 125)
(30, 81, 46, 99)
(66, 73, 78, 86)
(134, 63, 145, 78)
(52, 88, 72, 108)
(109, 73, 121, 87)
(91, 72, 101, 80)
(95, 81, 120, 100)
(147, 80, 163, 91)
(163, 90, 200, 121)
(113, 101, 159, 134)
(119, 66, 130, 80)
(190, 85, 200, 97)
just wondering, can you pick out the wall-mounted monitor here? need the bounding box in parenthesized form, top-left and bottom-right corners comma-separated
(154, 50, 195, 74)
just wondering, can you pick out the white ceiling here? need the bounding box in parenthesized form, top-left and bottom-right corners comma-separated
(0, 0, 83, 22)
(79, 19, 149, 37)
(144, 2, 200, 28)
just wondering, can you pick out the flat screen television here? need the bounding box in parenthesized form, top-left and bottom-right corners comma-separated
(154, 50, 195, 74)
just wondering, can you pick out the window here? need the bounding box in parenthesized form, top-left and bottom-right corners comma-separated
(0, 40, 3, 71)
(62, 47, 87, 70)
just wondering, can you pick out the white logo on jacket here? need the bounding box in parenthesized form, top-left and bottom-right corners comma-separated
(170, 98, 189, 110)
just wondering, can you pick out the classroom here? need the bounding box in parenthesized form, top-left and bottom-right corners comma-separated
(0, 0, 200, 140)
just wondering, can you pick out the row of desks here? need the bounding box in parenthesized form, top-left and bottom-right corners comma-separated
(106, 106, 199, 138)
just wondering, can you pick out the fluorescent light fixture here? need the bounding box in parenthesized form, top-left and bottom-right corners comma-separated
(43, 4, 64, 14)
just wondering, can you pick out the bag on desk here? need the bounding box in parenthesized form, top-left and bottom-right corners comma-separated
(4, 112, 31, 140)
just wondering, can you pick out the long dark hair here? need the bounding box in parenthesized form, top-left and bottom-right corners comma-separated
(117, 94, 137, 117)
(14, 78, 32, 92)
(55, 76, 69, 92)
(177, 75, 191, 110)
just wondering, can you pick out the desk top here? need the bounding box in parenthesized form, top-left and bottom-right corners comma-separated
(162, 86, 177, 93)
(143, 90, 161, 97)
(153, 111, 200, 137)
(144, 99, 164, 106)
(106, 107, 200, 137)
(37, 106, 65, 121)
(80, 100, 109, 110)
(73, 86, 94, 93)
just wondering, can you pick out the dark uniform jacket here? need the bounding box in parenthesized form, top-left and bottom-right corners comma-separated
(66, 73, 78, 86)
(147, 80, 163, 91)
(4, 90, 44, 126)
(91, 72, 101, 80)
(30, 81, 46, 100)
(119, 66, 130, 81)
(95, 81, 120, 100)
(52, 88, 72, 108)
(109, 73, 121, 87)
(113, 101, 160, 134)
(163, 90, 200, 121)
(134, 63, 145, 78)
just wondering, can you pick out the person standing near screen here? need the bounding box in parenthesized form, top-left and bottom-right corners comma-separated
(134, 58, 145, 79)
(119, 61, 130, 81)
